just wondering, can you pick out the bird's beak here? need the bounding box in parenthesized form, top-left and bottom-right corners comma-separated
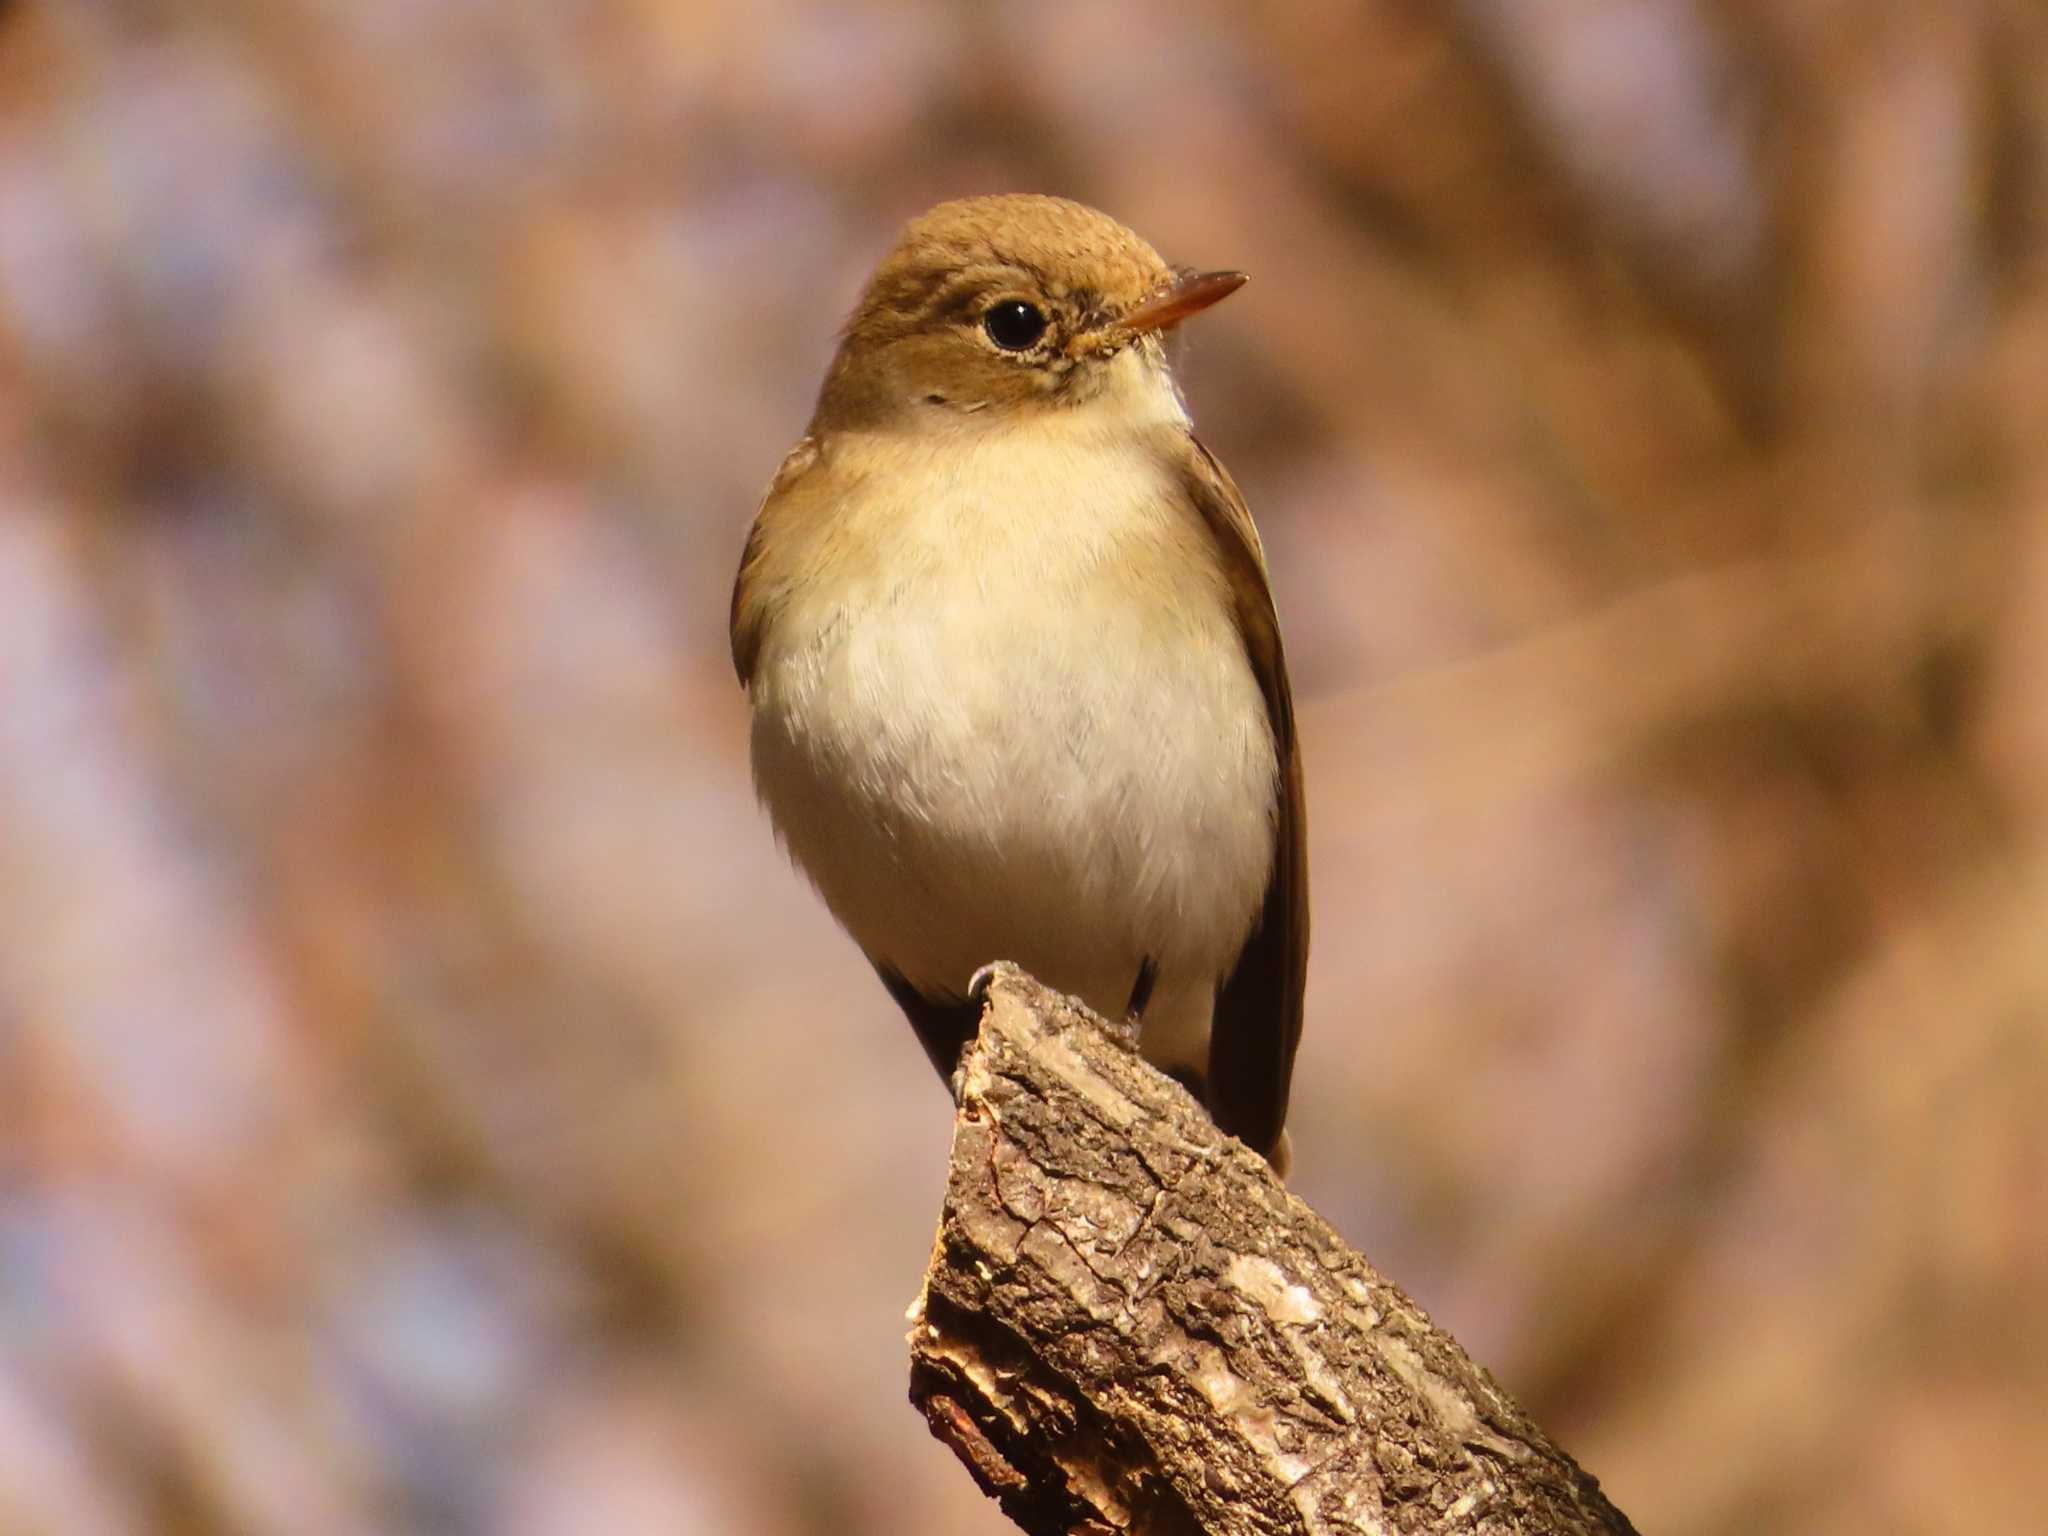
(1114, 269, 1248, 339)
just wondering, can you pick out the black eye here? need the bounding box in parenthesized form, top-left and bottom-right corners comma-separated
(982, 299, 1049, 351)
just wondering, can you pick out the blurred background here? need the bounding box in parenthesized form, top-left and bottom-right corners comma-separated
(1, 1, 2044, 1532)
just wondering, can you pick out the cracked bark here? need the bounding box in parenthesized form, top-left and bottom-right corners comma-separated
(908, 965, 1640, 1536)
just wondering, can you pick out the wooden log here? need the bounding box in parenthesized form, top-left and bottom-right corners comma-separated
(908, 965, 1639, 1536)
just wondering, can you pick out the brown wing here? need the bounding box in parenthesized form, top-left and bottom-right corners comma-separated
(730, 436, 822, 688)
(1175, 436, 1309, 1164)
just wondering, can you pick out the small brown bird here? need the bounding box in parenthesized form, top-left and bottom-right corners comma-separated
(731, 195, 1307, 1169)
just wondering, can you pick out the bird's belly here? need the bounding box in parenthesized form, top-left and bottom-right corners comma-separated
(751, 555, 1277, 1045)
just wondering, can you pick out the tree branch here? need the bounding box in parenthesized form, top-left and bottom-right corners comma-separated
(907, 965, 1640, 1536)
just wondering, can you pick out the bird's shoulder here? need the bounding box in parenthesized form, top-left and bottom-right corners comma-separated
(1166, 434, 1282, 673)
(730, 435, 831, 687)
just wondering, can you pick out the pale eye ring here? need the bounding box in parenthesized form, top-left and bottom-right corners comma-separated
(982, 298, 1049, 351)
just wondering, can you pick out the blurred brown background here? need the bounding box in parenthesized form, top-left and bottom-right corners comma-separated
(2, 2, 2044, 1532)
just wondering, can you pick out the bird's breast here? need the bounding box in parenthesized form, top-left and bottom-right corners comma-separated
(748, 424, 1278, 1024)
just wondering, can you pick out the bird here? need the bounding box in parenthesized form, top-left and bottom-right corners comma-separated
(730, 194, 1306, 1171)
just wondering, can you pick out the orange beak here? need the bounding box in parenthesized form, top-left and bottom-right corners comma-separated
(1114, 269, 1249, 338)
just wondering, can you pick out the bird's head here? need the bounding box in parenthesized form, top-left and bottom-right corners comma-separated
(815, 194, 1246, 430)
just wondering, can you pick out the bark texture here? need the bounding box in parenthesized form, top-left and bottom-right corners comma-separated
(908, 966, 1639, 1536)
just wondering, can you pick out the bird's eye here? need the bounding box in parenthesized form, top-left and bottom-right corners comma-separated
(982, 299, 1049, 351)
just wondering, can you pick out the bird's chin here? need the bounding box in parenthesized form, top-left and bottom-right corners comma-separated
(1052, 343, 1189, 428)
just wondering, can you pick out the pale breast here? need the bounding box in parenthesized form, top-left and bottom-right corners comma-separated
(748, 418, 1279, 1021)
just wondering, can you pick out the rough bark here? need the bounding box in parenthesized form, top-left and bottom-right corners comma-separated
(908, 965, 1639, 1536)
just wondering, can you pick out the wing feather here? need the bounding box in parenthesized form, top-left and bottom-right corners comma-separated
(1174, 436, 1308, 1164)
